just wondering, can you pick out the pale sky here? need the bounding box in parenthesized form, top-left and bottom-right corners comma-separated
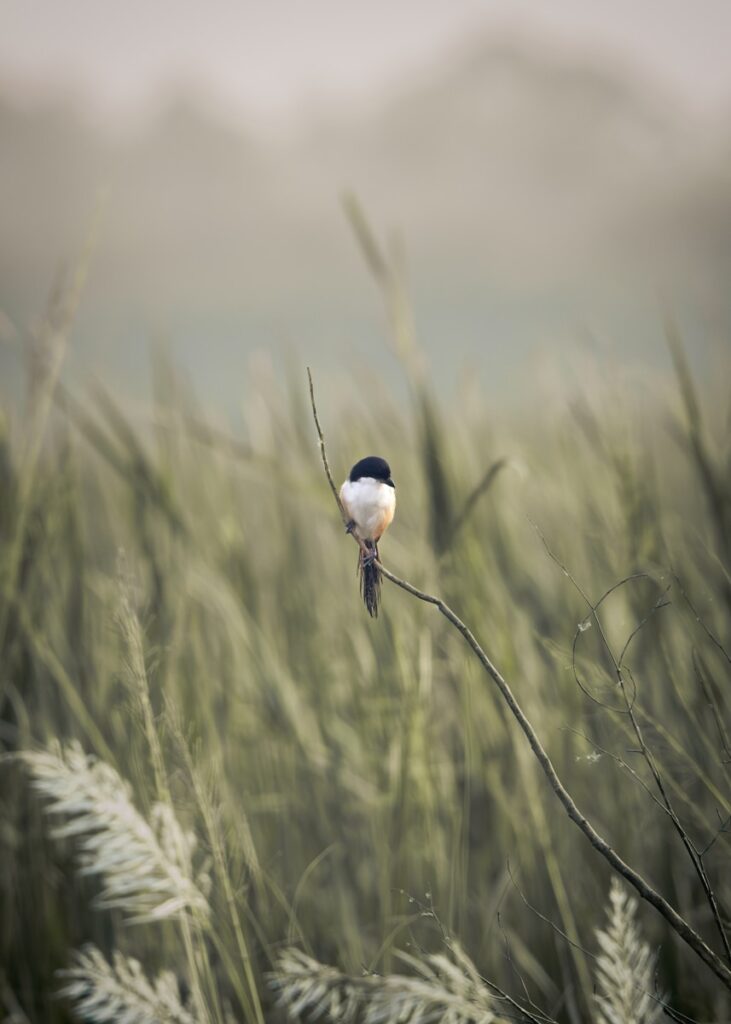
(2, 0, 731, 126)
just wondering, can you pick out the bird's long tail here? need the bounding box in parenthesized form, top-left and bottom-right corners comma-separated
(359, 542, 381, 617)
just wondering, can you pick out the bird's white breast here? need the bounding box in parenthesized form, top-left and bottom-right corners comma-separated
(340, 477, 396, 541)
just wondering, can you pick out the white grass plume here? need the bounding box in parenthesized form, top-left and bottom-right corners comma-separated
(594, 878, 663, 1024)
(270, 949, 363, 1023)
(21, 740, 209, 924)
(59, 945, 198, 1023)
(270, 944, 504, 1024)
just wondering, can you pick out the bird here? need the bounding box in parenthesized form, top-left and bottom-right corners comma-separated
(339, 456, 396, 617)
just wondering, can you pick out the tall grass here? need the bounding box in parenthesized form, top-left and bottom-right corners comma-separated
(1, 234, 730, 1021)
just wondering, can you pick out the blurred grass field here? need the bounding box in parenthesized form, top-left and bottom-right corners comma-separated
(1, 244, 730, 1022)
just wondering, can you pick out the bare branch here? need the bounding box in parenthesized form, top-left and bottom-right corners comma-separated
(507, 863, 595, 963)
(307, 367, 348, 527)
(566, 728, 672, 820)
(306, 368, 731, 991)
(617, 587, 672, 668)
(391, 889, 553, 1024)
(507, 866, 702, 1024)
(531, 523, 731, 964)
(699, 814, 731, 859)
(693, 649, 731, 768)
(675, 573, 731, 668)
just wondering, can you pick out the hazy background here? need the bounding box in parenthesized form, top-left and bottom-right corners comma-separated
(2, 1, 730, 411)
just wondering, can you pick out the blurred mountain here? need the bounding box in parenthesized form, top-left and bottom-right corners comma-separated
(1, 35, 729, 404)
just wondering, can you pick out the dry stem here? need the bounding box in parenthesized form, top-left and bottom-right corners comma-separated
(306, 367, 731, 992)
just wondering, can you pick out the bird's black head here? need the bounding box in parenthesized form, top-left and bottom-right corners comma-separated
(349, 456, 395, 488)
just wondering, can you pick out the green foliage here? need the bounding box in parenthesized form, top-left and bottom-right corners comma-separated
(1, 267, 730, 1021)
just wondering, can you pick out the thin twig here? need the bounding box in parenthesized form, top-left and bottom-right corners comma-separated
(496, 911, 544, 1021)
(693, 649, 731, 768)
(569, 574, 647, 712)
(507, 862, 595, 962)
(566, 728, 672, 820)
(306, 368, 731, 991)
(675, 573, 731, 668)
(506, 865, 701, 1024)
(617, 587, 672, 668)
(392, 889, 553, 1024)
(307, 368, 348, 525)
(569, 579, 669, 712)
(699, 814, 731, 859)
(531, 525, 731, 966)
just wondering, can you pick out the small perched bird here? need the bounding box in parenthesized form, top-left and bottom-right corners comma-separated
(339, 456, 396, 617)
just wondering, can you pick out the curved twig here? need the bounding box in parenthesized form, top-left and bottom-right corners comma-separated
(306, 367, 731, 991)
(531, 525, 731, 965)
(617, 587, 672, 669)
(506, 863, 701, 1024)
(569, 578, 669, 713)
(674, 572, 731, 668)
(307, 369, 349, 526)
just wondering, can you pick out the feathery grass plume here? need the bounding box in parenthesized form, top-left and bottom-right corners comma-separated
(269, 949, 363, 1023)
(270, 944, 505, 1024)
(59, 945, 198, 1023)
(21, 741, 209, 923)
(594, 879, 663, 1024)
(366, 946, 502, 1024)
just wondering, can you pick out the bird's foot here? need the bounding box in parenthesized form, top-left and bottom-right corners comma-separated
(345, 519, 356, 534)
(361, 545, 377, 566)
